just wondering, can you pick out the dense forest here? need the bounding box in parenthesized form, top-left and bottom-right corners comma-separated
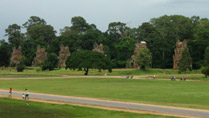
(0, 15, 209, 69)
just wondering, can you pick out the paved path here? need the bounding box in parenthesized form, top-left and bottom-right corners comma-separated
(1, 90, 209, 118)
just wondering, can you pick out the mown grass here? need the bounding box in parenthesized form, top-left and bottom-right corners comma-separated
(0, 98, 177, 118)
(0, 78, 209, 110)
(0, 67, 205, 80)
(156, 74, 207, 80)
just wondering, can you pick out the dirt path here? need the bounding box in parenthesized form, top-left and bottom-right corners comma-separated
(0, 89, 209, 118)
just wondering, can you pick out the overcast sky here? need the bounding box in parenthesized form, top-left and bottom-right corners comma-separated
(0, 0, 209, 41)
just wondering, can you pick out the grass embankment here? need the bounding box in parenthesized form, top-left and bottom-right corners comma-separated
(0, 98, 177, 118)
(0, 78, 209, 110)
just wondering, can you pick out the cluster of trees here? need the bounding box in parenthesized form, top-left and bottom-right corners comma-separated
(0, 15, 208, 74)
(201, 47, 209, 77)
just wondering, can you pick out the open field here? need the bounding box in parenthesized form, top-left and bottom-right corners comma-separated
(0, 78, 209, 110)
(0, 67, 207, 80)
(0, 97, 177, 118)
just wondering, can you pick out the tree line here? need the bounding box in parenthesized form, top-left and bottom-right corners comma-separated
(0, 15, 209, 71)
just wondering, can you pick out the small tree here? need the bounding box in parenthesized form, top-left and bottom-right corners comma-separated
(41, 53, 59, 71)
(16, 57, 26, 72)
(65, 50, 112, 75)
(178, 47, 192, 73)
(203, 46, 209, 66)
(201, 46, 209, 78)
(201, 66, 209, 78)
(135, 48, 152, 70)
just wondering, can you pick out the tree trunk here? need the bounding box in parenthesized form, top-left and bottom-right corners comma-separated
(84, 68, 89, 75)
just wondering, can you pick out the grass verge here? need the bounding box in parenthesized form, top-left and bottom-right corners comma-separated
(0, 78, 209, 110)
(0, 97, 177, 118)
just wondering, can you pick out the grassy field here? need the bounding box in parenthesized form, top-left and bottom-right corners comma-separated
(0, 67, 206, 80)
(0, 78, 209, 110)
(0, 98, 177, 118)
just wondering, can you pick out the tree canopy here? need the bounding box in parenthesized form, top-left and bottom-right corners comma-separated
(65, 50, 112, 75)
(201, 46, 209, 77)
(0, 40, 11, 67)
(27, 24, 56, 42)
(41, 53, 59, 71)
(135, 48, 152, 70)
(178, 47, 192, 73)
(1, 15, 209, 71)
(5, 24, 24, 48)
(23, 16, 46, 29)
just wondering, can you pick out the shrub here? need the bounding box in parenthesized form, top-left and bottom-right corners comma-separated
(41, 53, 59, 71)
(16, 62, 25, 72)
(10, 63, 16, 67)
(35, 67, 41, 72)
(201, 66, 209, 78)
(16, 57, 26, 72)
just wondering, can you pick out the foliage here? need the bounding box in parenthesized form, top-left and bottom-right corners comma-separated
(10, 63, 16, 67)
(23, 16, 56, 44)
(201, 66, 209, 78)
(107, 22, 130, 39)
(22, 40, 47, 66)
(16, 57, 26, 72)
(70, 16, 91, 34)
(104, 22, 132, 67)
(5, 24, 24, 48)
(203, 46, 209, 66)
(201, 46, 209, 77)
(47, 39, 61, 55)
(41, 53, 59, 71)
(23, 16, 46, 29)
(178, 47, 192, 73)
(144, 15, 193, 68)
(189, 18, 209, 69)
(27, 24, 56, 43)
(0, 40, 11, 67)
(2, 15, 209, 69)
(35, 67, 41, 72)
(135, 48, 152, 70)
(66, 50, 112, 75)
(59, 16, 104, 52)
(21, 40, 36, 66)
(114, 37, 135, 67)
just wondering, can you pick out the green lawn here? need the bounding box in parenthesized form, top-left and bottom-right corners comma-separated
(0, 67, 205, 80)
(157, 74, 207, 80)
(0, 78, 209, 110)
(0, 98, 177, 118)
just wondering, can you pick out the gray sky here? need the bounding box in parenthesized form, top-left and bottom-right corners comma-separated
(1, 0, 209, 41)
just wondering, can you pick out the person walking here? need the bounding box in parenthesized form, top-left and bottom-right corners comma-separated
(173, 76, 176, 81)
(153, 75, 156, 80)
(9, 88, 12, 98)
(22, 93, 25, 100)
(171, 76, 174, 81)
(25, 89, 29, 100)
